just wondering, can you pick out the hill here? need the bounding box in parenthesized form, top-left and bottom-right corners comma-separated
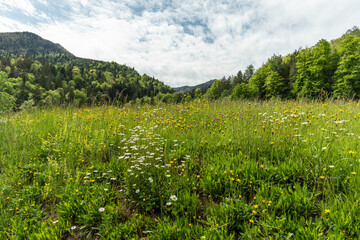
(200, 26, 360, 101)
(0, 32, 174, 109)
(173, 79, 216, 93)
(0, 32, 74, 57)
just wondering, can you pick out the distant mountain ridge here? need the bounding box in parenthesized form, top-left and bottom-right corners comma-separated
(0, 32, 74, 57)
(174, 79, 216, 93)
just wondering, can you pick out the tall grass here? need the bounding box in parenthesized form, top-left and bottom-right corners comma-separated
(1, 99, 360, 239)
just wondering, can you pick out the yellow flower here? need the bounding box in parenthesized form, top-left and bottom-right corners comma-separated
(254, 205, 259, 209)
(324, 209, 330, 214)
(351, 172, 356, 175)
(320, 176, 325, 179)
(249, 219, 254, 223)
(252, 210, 257, 214)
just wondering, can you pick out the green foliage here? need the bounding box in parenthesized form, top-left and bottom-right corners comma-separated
(333, 35, 360, 98)
(0, 91, 16, 113)
(205, 78, 232, 100)
(294, 39, 335, 97)
(0, 32, 74, 58)
(0, 32, 174, 108)
(197, 27, 360, 101)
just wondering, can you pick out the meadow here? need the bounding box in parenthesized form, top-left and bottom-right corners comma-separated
(1, 99, 360, 239)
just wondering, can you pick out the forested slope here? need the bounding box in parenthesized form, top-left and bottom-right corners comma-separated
(0, 32, 174, 110)
(201, 27, 360, 101)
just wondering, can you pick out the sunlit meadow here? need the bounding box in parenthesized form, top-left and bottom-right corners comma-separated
(1, 99, 360, 239)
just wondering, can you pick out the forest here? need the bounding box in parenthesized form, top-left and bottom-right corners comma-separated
(1, 27, 360, 113)
(203, 27, 360, 101)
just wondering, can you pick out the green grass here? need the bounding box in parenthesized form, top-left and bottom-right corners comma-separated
(1, 99, 360, 239)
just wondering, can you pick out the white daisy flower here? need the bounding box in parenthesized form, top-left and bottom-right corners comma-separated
(170, 195, 177, 201)
(99, 207, 105, 212)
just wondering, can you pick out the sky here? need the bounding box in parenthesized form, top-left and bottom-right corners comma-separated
(0, 0, 359, 87)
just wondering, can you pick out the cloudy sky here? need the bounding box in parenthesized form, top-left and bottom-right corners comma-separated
(0, 0, 359, 87)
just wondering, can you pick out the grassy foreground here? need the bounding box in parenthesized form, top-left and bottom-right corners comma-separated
(1, 99, 360, 239)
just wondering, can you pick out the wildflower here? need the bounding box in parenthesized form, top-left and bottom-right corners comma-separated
(170, 195, 178, 201)
(99, 207, 105, 212)
(324, 209, 330, 214)
(104, 188, 108, 191)
(71, 226, 77, 230)
(148, 177, 153, 183)
(254, 205, 259, 209)
(329, 165, 335, 168)
(166, 202, 172, 206)
(320, 176, 325, 179)
(351, 172, 356, 175)
(252, 210, 257, 214)
(249, 219, 254, 223)
(135, 189, 140, 193)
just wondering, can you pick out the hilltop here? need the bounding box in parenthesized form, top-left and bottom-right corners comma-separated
(0, 32, 74, 58)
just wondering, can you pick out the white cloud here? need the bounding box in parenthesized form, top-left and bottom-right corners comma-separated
(0, 0, 37, 15)
(0, 0, 360, 87)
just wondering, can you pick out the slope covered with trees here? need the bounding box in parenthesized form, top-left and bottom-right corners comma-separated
(189, 27, 360, 102)
(0, 32, 174, 111)
(0, 32, 74, 58)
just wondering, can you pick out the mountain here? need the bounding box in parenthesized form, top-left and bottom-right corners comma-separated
(0, 32, 74, 57)
(0, 32, 174, 108)
(174, 79, 216, 93)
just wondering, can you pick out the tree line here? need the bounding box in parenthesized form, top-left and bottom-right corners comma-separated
(179, 26, 360, 102)
(0, 55, 174, 111)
